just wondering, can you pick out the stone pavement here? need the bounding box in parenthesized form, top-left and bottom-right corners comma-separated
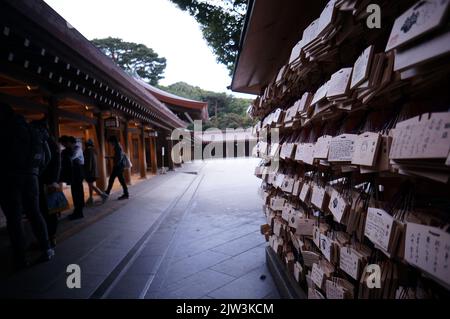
(0, 158, 279, 299)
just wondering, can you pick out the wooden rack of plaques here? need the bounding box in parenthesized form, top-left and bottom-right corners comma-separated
(252, 0, 450, 299)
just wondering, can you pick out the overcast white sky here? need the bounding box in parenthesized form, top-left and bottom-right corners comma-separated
(43, 0, 254, 99)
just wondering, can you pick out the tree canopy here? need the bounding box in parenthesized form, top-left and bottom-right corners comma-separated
(168, 0, 247, 75)
(91, 37, 167, 85)
(159, 81, 255, 130)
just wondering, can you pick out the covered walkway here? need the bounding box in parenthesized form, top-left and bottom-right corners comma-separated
(0, 158, 278, 299)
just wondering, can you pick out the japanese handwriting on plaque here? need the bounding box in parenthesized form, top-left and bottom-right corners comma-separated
(328, 134, 357, 162)
(352, 132, 381, 166)
(327, 68, 352, 98)
(311, 263, 325, 288)
(364, 207, 394, 252)
(390, 112, 450, 160)
(303, 144, 315, 165)
(339, 247, 361, 280)
(405, 223, 450, 286)
(351, 46, 374, 89)
(314, 135, 333, 159)
(326, 280, 345, 299)
(311, 184, 326, 210)
(291, 216, 315, 236)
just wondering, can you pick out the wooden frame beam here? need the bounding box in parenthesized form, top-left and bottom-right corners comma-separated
(58, 108, 97, 125)
(0, 91, 47, 112)
(0, 91, 97, 125)
(54, 91, 101, 113)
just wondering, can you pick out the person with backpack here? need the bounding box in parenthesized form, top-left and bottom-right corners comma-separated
(105, 135, 129, 200)
(59, 136, 85, 220)
(31, 119, 61, 248)
(84, 139, 108, 206)
(0, 103, 54, 269)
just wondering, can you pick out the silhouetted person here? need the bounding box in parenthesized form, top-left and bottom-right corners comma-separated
(31, 119, 61, 248)
(105, 136, 129, 200)
(84, 139, 108, 205)
(59, 136, 85, 220)
(0, 103, 54, 269)
(59, 136, 72, 185)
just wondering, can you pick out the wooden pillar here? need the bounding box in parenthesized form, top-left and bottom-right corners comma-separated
(167, 135, 174, 171)
(123, 121, 132, 185)
(84, 127, 90, 141)
(48, 97, 60, 139)
(149, 137, 158, 174)
(157, 132, 164, 168)
(95, 113, 107, 190)
(139, 126, 147, 179)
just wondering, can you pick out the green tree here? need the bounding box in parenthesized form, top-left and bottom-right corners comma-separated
(91, 37, 167, 85)
(159, 81, 255, 130)
(168, 0, 247, 75)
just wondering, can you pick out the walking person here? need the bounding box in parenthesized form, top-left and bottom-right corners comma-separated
(31, 119, 61, 248)
(59, 135, 73, 187)
(105, 135, 129, 200)
(0, 103, 54, 269)
(84, 139, 108, 205)
(59, 136, 85, 220)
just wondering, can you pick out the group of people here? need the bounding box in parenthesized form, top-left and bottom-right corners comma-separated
(0, 103, 130, 269)
(59, 134, 130, 219)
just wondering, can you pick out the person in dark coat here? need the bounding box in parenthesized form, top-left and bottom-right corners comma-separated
(59, 136, 85, 220)
(105, 135, 129, 200)
(84, 139, 108, 206)
(31, 119, 61, 248)
(0, 103, 54, 269)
